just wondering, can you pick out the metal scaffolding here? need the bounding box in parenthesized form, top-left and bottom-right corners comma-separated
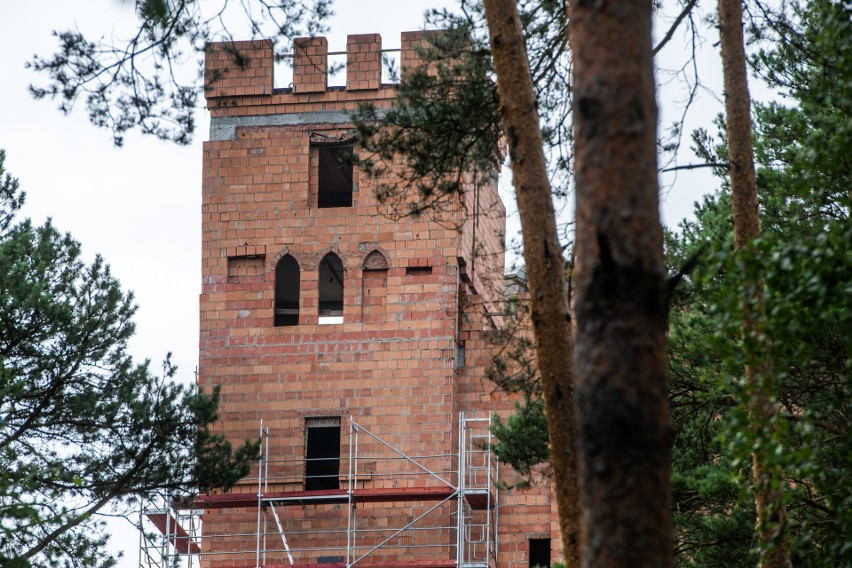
(139, 412, 498, 568)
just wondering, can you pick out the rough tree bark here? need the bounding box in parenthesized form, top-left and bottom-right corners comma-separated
(482, 1, 581, 565)
(568, 0, 673, 565)
(718, 0, 791, 565)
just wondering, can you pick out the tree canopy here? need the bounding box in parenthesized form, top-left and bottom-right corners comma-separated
(669, 1, 850, 564)
(485, 0, 850, 564)
(27, 0, 333, 145)
(20, 0, 851, 565)
(355, 0, 674, 563)
(0, 151, 259, 567)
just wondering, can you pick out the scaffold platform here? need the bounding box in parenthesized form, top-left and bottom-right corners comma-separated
(139, 413, 498, 568)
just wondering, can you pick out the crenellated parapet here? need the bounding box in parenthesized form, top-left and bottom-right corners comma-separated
(203, 32, 443, 118)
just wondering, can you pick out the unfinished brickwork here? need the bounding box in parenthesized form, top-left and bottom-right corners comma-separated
(199, 32, 559, 567)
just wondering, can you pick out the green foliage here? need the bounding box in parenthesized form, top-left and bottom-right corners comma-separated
(352, 0, 574, 220)
(485, 1, 850, 564)
(352, 24, 502, 219)
(667, 227, 760, 567)
(0, 151, 259, 567)
(492, 398, 549, 481)
(27, 1, 333, 145)
(666, 1, 851, 564)
(668, 183, 850, 565)
(349, 1, 573, 476)
(483, 301, 554, 485)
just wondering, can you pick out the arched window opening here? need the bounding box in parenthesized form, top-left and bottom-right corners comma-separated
(319, 253, 344, 324)
(274, 255, 300, 326)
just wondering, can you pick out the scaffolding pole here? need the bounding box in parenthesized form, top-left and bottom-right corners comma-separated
(139, 413, 498, 568)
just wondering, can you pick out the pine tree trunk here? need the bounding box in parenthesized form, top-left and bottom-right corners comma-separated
(568, 0, 673, 565)
(718, 0, 791, 565)
(482, 1, 581, 565)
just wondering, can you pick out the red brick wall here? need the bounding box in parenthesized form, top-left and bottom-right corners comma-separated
(199, 32, 558, 567)
(205, 40, 273, 98)
(293, 37, 328, 93)
(346, 34, 382, 91)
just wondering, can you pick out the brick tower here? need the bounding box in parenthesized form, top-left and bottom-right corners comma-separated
(182, 32, 559, 568)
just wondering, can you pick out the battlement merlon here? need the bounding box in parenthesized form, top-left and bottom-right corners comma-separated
(203, 31, 443, 119)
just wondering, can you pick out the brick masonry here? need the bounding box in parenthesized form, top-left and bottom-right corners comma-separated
(200, 32, 560, 567)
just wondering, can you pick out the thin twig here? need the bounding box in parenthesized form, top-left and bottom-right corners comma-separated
(653, 0, 700, 56)
(661, 162, 729, 172)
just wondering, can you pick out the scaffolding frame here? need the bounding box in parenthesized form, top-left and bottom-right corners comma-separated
(139, 413, 498, 568)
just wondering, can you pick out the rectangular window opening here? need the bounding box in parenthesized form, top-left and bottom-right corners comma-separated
(529, 538, 551, 568)
(317, 145, 353, 208)
(305, 417, 341, 491)
(405, 266, 433, 277)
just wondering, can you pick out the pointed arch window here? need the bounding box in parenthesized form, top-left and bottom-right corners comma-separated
(274, 255, 300, 326)
(318, 253, 344, 324)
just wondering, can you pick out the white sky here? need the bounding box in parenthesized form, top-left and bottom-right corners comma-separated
(0, 0, 768, 564)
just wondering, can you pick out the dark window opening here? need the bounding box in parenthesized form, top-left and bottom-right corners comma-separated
(319, 253, 344, 322)
(405, 266, 433, 277)
(274, 255, 300, 326)
(317, 145, 353, 208)
(529, 538, 551, 568)
(457, 256, 470, 283)
(305, 418, 341, 491)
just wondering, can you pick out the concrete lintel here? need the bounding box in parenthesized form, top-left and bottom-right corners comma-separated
(208, 109, 389, 141)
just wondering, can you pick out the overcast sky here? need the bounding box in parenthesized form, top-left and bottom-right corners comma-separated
(0, 0, 751, 563)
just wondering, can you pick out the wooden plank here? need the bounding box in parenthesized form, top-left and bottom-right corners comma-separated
(145, 513, 201, 555)
(190, 486, 457, 509)
(234, 562, 457, 568)
(464, 490, 495, 510)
